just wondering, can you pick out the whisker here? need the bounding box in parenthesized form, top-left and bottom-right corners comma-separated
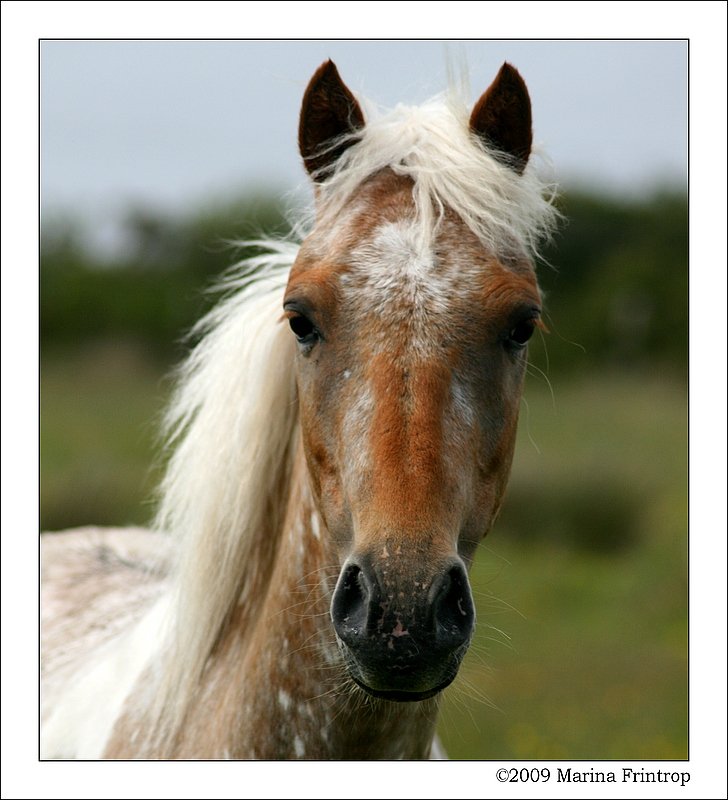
(526, 358, 557, 412)
(544, 311, 587, 356)
(520, 393, 541, 455)
(454, 674, 502, 714)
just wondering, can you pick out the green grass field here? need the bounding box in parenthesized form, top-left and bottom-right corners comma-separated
(40, 344, 687, 760)
(41, 341, 170, 530)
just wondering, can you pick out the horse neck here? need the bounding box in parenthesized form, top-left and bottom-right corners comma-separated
(173, 433, 440, 759)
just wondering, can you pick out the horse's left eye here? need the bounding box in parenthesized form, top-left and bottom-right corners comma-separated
(506, 319, 536, 349)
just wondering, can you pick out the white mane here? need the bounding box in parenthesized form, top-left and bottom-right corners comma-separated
(149, 243, 299, 744)
(146, 83, 559, 748)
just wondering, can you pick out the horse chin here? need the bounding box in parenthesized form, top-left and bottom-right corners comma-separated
(338, 639, 464, 703)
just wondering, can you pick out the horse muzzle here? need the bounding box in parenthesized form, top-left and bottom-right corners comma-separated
(330, 554, 475, 701)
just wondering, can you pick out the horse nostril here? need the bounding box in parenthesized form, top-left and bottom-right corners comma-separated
(331, 561, 370, 646)
(430, 562, 475, 649)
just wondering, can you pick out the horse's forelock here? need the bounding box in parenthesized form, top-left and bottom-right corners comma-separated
(312, 91, 559, 263)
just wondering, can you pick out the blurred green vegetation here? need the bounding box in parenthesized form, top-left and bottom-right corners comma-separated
(41, 341, 167, 530)
(532, 190, 687, 378)
(41, 196, 291, 360)
(40, 186, 687, 759)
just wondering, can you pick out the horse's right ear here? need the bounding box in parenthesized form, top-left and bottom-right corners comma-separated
(299, 60, 365, 179)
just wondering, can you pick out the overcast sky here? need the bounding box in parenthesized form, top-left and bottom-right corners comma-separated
(41, 39, 687, 250)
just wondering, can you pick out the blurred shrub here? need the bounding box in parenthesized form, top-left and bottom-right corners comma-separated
(41, 188, 687, 374)
(497, 479, 641, 553)
(532, 189, 687, 377)
(41, 196, 291, 358)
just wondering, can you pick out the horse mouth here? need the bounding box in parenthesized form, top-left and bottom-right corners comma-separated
(337, 637, 465, 703)
(349, 673, 455, 703)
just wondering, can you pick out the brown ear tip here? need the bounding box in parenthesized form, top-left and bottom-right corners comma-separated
(303, 60, 335, 94)
(313, 59, 340, 82)
(499, 62, 527, 86)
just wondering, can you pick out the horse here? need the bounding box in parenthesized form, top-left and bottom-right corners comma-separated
(40, 59, 559, 759)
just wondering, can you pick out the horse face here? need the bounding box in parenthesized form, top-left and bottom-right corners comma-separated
(284, 60, 540, 701)
(284, 171, 541, 700)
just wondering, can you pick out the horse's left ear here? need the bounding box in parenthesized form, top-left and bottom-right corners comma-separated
(469, 63, 532, 174)
(299, 60, 365, 179)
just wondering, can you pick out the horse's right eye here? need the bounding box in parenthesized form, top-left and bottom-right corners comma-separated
(289, 314, 318, 346)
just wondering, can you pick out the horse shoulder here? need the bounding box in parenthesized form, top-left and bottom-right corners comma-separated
(41, 526, 170, 758)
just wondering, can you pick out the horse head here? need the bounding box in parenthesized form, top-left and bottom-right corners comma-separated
(286, 61, 544, 701)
